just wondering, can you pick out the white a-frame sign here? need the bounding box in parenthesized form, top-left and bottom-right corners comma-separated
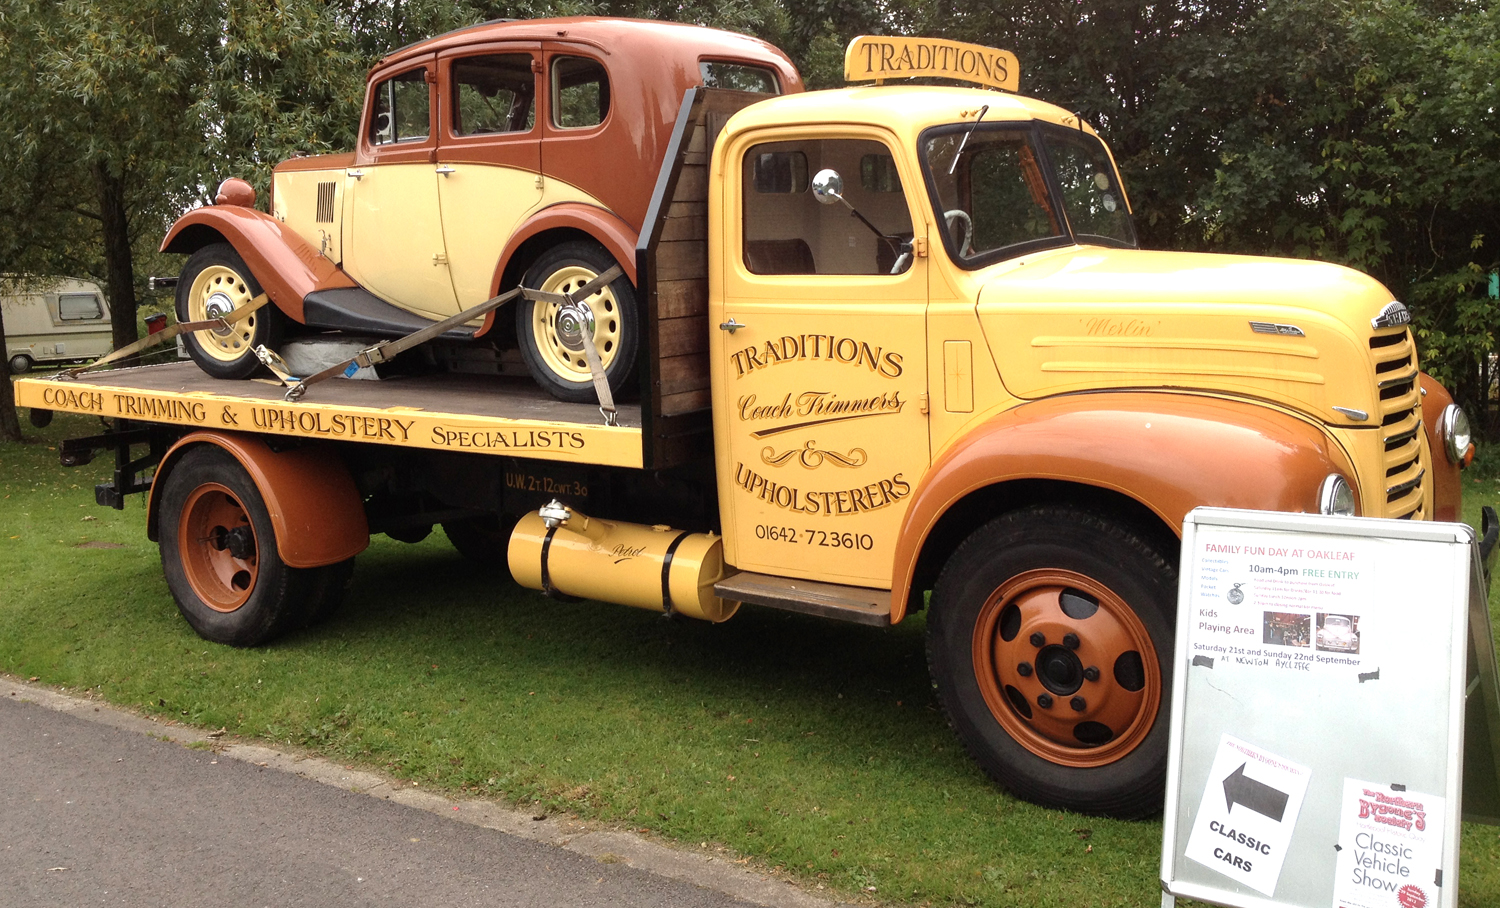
(1161, 508, 1500, 908)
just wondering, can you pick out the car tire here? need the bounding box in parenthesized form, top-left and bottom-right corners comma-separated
(9, 353, 33, 375)
(926, 505, 1176, 818)
(176, 243, 283, 380)
(516, 242, 638, 403)
(158, 446, 320, 646)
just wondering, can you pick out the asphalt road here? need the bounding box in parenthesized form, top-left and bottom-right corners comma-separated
(0, 694, 782, 908)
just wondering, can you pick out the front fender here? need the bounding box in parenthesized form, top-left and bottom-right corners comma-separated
(1419, 372, 1464, 522)
(161, 206, 356, 323)
(889, 392, 1356, 621)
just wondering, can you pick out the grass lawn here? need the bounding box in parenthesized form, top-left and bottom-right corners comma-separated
(3, 405, 1498, 907)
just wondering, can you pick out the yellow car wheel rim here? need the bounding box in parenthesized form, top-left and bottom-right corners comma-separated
(187, 264, 258, 363)
(529, 265, 621, 382)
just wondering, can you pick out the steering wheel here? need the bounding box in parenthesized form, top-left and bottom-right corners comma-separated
(944, 209, 974, 257)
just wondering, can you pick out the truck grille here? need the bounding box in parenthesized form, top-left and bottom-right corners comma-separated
(1369, 328, 1424, 519)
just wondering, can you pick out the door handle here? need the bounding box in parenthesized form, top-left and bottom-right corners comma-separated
(436, 166, 456, 176)
(719, 318, 746, 334)
(346, 169, 365, 180)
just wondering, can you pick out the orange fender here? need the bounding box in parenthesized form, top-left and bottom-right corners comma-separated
(1420, 372, 1464, 523)
(160, 205, 356, 323)
(148, 432, 369, 568)
(475, 203, 640, 339)
(889, 392, 1356, 621)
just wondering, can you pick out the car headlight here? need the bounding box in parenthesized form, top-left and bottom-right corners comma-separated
(1439, 404, 1473, 464)
(1319, 474, 1357, 517)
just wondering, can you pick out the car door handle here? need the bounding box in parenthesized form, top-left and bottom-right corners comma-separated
(346, 169, 365, 180)
(719, 318, 746, 334)
(436, 166, 456, 176)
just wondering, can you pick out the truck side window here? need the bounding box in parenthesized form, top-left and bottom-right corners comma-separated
(551, 56, 609, 129)
(58, 293, 102, 320)
(742, 138, 913, 276)
(370, 69, 431, 145)
(452, 54, 536, 135)
(699, 61, 780, 94)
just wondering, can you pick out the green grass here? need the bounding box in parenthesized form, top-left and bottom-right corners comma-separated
(3, 408, 1499, 907)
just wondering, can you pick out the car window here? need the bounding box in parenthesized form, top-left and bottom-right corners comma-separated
(370, 68, 431, 145)
(699, 61, 779, 94)
(924, 127, 1064, 262)
(452, 54, 536, 136)
(58, 293, 102, 320)
(742, 138, 914, 276)
(551, 56, 609, 129)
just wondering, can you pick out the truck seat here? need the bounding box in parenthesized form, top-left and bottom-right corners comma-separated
(745, 239, 816, 275)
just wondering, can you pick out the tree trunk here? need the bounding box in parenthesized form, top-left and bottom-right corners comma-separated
(0, 302, 22, 442)
(93, 160, 138, 351)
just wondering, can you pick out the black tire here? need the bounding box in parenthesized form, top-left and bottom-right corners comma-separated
(176, 242, 283, 380)
(926, 505, 1176, 818)
(158, 446, 319, 646)
(516, 241, 638, 403)
(302, 558, 356, 628)
(442, 513, 519, 575)
(9, 353, 33, 375)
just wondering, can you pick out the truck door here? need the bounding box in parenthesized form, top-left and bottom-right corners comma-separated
(344, 54, 461, 318)
(712, 131, 930, 589)
(435, 44, 544, 307)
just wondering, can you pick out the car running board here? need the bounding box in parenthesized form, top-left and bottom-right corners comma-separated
(714, 571, 892, 626)
(303, 288, 477, 341)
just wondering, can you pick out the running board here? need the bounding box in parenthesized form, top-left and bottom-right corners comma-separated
(714, 571, 891, 626)
(303, 288, 476, 341)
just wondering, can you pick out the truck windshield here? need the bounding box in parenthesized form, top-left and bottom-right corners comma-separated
(921, 124, 1134, 266)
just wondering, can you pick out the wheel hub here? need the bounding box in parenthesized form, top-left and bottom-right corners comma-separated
(204, 291, 236, 335)
(1035, 644, 1084, 696)
(553, 301, 597, 354)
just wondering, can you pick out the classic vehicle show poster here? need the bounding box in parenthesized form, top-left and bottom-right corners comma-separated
(1189, 527, 1381, 676)
(1331, 778, 1445, 908)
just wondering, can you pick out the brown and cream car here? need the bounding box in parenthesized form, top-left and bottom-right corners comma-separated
(162, 17, 800, 400)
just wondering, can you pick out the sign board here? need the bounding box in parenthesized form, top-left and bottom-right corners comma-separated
(1161, 508, 1500, 908)
(843, 36, 1019, 92)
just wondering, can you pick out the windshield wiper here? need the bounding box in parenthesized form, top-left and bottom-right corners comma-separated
(948, 104, 989, 175)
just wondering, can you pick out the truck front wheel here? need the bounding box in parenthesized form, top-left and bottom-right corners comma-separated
(517, 242, 638, 403)
(176, 243, 282, 380)
(927, 506, 1175, 818)
(159, 446, 324, 646)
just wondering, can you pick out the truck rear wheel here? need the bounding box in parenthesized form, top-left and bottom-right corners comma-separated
(176, 243, 282, 380)
(159, 446, 321, 646)
(442, 514, 518, 575)
(517, 242, 638, 403)
(927, 506, 1175, 818)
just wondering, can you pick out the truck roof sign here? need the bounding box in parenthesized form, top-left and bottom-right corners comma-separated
(844, 36, 1019, 92)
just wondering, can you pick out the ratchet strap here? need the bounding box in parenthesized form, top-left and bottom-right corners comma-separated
(54, 293, 271, 380)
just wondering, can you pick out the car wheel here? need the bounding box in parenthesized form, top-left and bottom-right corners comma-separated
(927, 505, 1176, 818)
(9, 353, 33, 374)
(176, 242, 283, 380)
(516, 241, 638, 403)
(158, 446, 320, 646)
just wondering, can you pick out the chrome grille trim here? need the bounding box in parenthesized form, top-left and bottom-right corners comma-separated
(1369, 327, 1424, 518)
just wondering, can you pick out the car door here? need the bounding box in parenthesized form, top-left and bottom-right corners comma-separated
(344, 54, 460, 318)
(436, 43, 545, 307)
(711, 130, 931, 588)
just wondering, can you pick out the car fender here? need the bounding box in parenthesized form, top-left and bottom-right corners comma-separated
(888, 392, 1357, 621)
(1419, 372, 1464, 523)
(160, 204, 356, 323)
(147, 431, 369, 568)
(474, 203, 640, 339)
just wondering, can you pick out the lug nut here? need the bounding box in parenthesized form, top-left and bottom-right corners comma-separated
(1083, 666, 1100, 682)
(1037, 694, 1053, 709)
(1017, 662, 1033, 677)
(1063, 633, 1080, 650)
(1029, 632, 1046, 647)
(1070, 696, 1086, 711)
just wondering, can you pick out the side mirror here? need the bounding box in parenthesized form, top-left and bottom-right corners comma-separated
(811, 169, 845, 205)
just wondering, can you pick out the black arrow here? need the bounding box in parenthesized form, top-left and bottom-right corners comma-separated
(1223, 762, 1289, 822)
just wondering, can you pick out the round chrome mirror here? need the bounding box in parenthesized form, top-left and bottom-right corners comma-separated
(811, 169, 844, 205)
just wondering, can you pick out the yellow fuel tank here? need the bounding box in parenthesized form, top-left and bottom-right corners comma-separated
(507, 505, 739, 622)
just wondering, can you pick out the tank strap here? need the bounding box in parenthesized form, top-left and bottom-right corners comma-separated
(659, 531, 692, 617)
(52, 294, 271, 380)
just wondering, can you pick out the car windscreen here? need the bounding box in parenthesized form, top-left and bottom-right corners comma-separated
(1038, 126, 1135, 248)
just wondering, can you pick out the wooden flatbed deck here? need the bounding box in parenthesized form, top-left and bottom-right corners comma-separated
(15, 362, 646, 468)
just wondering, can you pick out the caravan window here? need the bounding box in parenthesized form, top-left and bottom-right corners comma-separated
(58, 293, 102, 320)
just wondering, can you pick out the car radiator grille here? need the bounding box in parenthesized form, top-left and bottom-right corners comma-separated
(1369, 328, 1425, 519)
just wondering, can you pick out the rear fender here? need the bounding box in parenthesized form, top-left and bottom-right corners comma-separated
(161, 206, 356, 323)
(147, 431, 369, 568)
(889, 392, 1357, 621)
(474, 203, 640, 339)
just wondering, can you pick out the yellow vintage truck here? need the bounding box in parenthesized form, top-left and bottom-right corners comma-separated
(16, 25, 1482, 818)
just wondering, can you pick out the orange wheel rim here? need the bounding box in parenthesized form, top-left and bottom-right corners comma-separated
(178, 483, 258, 612)
(972, 569, 1160, 767)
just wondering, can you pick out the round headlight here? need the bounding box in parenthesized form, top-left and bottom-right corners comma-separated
(1439, 404, 1472, 464)
(1319, 474, 1357, 517)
